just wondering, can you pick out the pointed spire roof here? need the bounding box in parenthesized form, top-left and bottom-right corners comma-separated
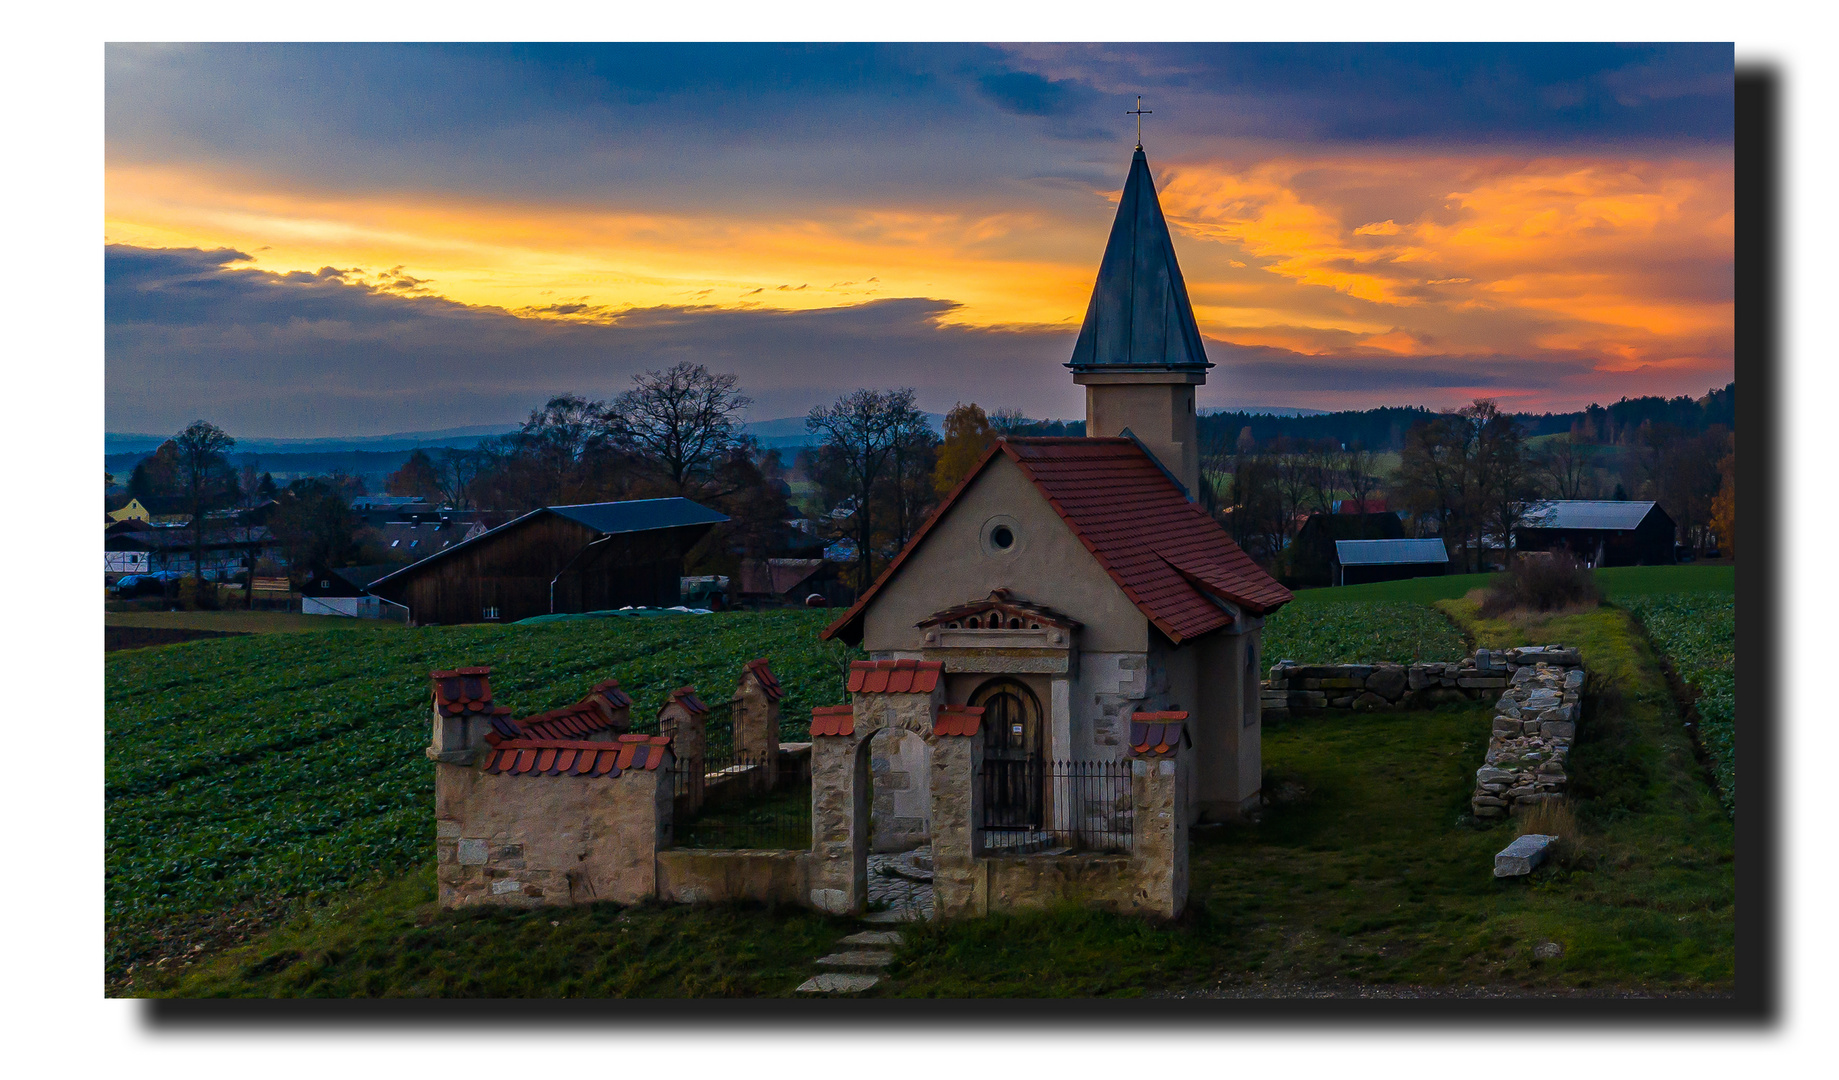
(1067, 147, 1211, 373)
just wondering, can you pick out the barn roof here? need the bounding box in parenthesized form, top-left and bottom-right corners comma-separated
(822, 437, 1290, 646)
(367, 497, 726, 593)
(1519, 500, 1661, 532)
(1333, 538, 1450, 567)
(1066, 147, 1211, 374)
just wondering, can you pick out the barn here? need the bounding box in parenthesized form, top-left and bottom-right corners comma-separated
(1332, 538, 1450, 586)
(1514, 500, 1676, 567)
(367, 498, 727, 626)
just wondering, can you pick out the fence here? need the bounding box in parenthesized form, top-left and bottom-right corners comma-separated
(977, 759, 1133, 855)
(641, 698, 815, 849)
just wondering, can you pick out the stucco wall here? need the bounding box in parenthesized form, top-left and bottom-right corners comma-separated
(1081, 380, 1200, 495)
(434, 762, 670, 908)
(860, 455, 1149, 655)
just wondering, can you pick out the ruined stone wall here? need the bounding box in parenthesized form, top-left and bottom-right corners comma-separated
(869, 728, 930, 851)
(1470, 647, 1587, 818)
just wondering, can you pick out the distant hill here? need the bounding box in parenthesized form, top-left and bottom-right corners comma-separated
(744, 412, 947, 450)
(104, 424, 517, 457)
(1201, 406, 1328, 418)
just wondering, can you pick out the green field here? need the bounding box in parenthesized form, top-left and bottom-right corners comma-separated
(1286, 564, 1733, 606)
(1261, 600, 1466, 664)
(113, 567, 1736, 998)
(1619, 595, 1737, 817)
(105, 610, 859, 988)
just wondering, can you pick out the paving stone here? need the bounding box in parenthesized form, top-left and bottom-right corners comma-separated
(1494, 833, 1556, 877)
(816, 950, 893, 969)
(841, 931, 904, 946)
(796, 973, 881, 994)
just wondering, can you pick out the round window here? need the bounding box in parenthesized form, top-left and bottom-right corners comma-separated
(980, 515, 1024, 556)
(991, 525, 1014, 549)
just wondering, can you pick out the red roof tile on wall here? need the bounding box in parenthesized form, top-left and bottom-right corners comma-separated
(811, 705, 855, 738)
(481, 736, 670, 776)
(431, 666, 494, 716)
(664, 687, 709, 715)
(1129, 712, 1190, 757)
(933, 704, 985, 737)
(846, 659, 943, 695)
(822, 438, 1292, 646)
(742, 658, 785, 700)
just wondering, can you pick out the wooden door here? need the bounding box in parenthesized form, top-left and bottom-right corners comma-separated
(972, 679, 1044, 829)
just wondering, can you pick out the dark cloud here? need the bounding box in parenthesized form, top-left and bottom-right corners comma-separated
(108, 244, 1671, 438)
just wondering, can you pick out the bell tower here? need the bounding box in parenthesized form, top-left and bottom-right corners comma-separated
(1067, 145, 1211, 496)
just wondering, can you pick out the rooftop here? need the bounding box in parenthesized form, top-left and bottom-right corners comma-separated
(1334, 538, 1451, 566)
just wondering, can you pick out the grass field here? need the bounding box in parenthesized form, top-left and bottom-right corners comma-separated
(105, 609, 859, 990)
(1618, 595, 1737, 818)
(153, 682, 1733, 997)
(1261, 600, 1466, 664)
(1287, 564, 1732, 606)
(105, 610, 407, 634)
(114, 562, 1736, 997)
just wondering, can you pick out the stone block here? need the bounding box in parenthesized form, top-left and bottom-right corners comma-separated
(1493, 717, 1521, 734)
(796, 973, 880, 994)
(1407, 669, 1433, 691)
(1540, 720, 1576, 740)
(490, 877, 524, 895)
(457, 838, 487, 865)
(1494, 833, 1556, 877)
(1351, 692, 1387, 710)
(1475, 766, 1515, 785)
(1318, 678, 1363, 690)
(436, 820, 462, 839)
(1329, 695, 1354, 707)
(1472, 795, 1507, 807)
(1474, 805, 1505, 818)
(1366, 666, 1408, 699)
(1458, 677, 1508, 689)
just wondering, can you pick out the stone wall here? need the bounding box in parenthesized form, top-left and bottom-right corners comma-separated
(1470, 647, 1587, 819)
(1261, 646, 1584, 719)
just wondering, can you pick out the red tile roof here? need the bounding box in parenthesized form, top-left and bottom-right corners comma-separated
(478, 674, 633, 746)
(933, 704, 984, 737)
(741, 658, 785, 701)
(431, 667, 494, 716)
(480, 735, 671, 776)
(589, 678, 632, 710)
(1129, 711, 1190, 757)
(810, 705, 855, 737)
(823, 438, 1290, 646)
(846, 659, 943, 695)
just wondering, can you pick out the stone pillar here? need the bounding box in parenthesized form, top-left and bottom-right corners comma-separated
(658, 687, 708, 812)
(1128, 711, 1191, 919)
(732, 658, 783, 792)
(929, 704, 986, 918)
(428, 666, 500, 763)
(1049, 676, 1072, 762)
(585, 677, 633, 737)
(806, 705, 865, 914)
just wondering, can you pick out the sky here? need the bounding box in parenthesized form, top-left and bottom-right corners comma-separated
(103, 42, 1736, 438)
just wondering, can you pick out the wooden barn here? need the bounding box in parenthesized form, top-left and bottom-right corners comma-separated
(1281, 511, 1405, 589)
(1332, 538, 1450, 586)
(367, 498, 727, 626)
(1513, 500, 1676, 567)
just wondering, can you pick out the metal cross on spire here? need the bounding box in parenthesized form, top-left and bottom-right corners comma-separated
(1127, 95, 1152, 149)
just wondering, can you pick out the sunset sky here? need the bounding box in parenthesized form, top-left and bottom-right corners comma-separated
(104, 43, 1735, 438)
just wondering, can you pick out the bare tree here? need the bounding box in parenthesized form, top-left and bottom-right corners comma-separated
(807, 388, 923, 590)
(883, 408, 941, 550)
(1539, 433, 1597, 500)
(172, 420, 237, 599)
(433, 448, 486, 510)
(1341, 443, 1382, 511)
(613, 362, 753, 495)
(989, 408, 1030, 437)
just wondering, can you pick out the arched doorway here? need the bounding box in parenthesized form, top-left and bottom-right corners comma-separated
(970, 678, 1045, 834)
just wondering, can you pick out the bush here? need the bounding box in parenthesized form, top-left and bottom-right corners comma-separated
(1478, 553, 1601, 617)
(1516, 798, 1587, 868)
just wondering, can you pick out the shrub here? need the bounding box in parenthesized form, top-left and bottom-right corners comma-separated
(1516, 798, 1586, 867)
(1478, 553, 1601, 617)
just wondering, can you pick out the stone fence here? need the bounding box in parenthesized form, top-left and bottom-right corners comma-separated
(1261, 645, 1583, 720)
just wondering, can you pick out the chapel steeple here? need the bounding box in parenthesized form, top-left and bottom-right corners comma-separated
(1069, 145, 1209, 496)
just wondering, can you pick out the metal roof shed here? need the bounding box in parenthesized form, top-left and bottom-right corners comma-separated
(1332, 538, 1450, 587)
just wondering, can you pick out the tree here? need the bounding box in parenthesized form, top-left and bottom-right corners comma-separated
(882, 409, 941, 552)
(1392, 413, 1476, 568)
(1711, 444, 1736, 558)
(127, 440, 182, 504)
(613, 363, 752, 495)
(1472, 402, 1542, 566)
(806, 388, 923, 590)
(430, 449, 484, 510)
(387, 449, 442, 499)
(269, 478, 362, 583)
(1341, 443, 1382, 511)
(932, 402, 996, 494)
(989, 408, 1030, 437)
(172, 420, 238, 598)
(1539, 433, 1597, 500)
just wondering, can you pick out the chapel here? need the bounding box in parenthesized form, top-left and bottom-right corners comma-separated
(822, 143, 1293, 827)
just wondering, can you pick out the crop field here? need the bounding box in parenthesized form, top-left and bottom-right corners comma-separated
(1619, 594, 1737, 817)
(104, 609, 858, 984)
(1261, 600, 1467, 665)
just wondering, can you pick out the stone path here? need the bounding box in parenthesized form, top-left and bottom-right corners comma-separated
(794, 847, 933, 995)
